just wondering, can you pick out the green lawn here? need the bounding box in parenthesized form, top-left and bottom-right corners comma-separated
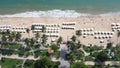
(83, 45, 103, 53)
(53, 51, 60, 59)
(24, 60, 34, 68)
(0, 58, 23, 68)
(2, 44, 22, 49)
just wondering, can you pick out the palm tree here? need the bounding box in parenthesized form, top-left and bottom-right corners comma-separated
(42, 25, 46, 33)
(15, 32, 21, 41)
(30, 38, 35, 46)
(26, 28, 30, 33)
(26, 28, 30, 37)
(117, 31, 120, 37)
(6, 29, 10, 35)
(57, 36, 63, 45)
(42, 34, 47, 45)
(1, 35, 7, 42)
(71, 35, 76, 42)
(8, 34, 13, 42)
(35, 33, 40, 40)
(76, 30, 82, 36)
(31, 25, 35, 30)
(24, 38, 30, 46)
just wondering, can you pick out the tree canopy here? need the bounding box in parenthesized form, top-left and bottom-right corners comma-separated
(71, 62, 87, 68)
(71, 35, 76, 42)
(76, 30, 82, 36)
(34, 57, 52, 68)
(57, 36, 63, 45)
(96, 51, 108, 62)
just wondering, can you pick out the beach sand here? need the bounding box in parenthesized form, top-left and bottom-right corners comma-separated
(0, 16, 120, 46)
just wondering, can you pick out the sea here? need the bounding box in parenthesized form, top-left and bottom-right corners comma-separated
(0, 0, 120, 17)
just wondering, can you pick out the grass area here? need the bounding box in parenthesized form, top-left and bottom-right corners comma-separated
(24, 60, 34, 68)
(83, 46, 90, 53)
(2, 44, 22, 49)
(85, 56, 94, 61)
(83, 45, 103, 53)
(0, 49, 19, 55)
(34, 50, 48, 58)
(53, 51, 60, 59)
(0, 58, 22, 68)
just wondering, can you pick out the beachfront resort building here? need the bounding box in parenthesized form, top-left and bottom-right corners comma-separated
(0, 21, 119, 46)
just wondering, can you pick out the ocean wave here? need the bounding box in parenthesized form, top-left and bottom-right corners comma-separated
(99, 12, 120, 16)
(0, 10, 90, 18)
(0, 10, 120, 18)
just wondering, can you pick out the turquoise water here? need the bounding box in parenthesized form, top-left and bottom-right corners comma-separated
(0, 0, 120, 14)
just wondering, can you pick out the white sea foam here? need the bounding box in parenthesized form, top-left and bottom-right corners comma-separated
(0, 10, 120, 18)
(99, 12, 120, 16)
(0, 10, 90, 18)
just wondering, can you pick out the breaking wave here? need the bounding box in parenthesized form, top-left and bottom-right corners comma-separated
(0, 10, 120, 17)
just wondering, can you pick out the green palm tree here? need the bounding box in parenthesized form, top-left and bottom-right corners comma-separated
(26, 28, 30, 37)
(117, 31, 120, 37)
(24, 38, 30, 46)
(35, 33, 40, 40)
(76, 30, 82, 36)
(6, 29, 10, 35)
(1, 35, 7, 42)
(42, 25, 46, 33)
(57, 36, 63, 45)
(30, 38, 35, 46)
(42, 34, 47, 45)
(26, 28, 30, 33)
(15, 32, 21, 41)
(71, 35, 76, 42)
(31, 25, 35, 30)
(8, 34, 13, 42)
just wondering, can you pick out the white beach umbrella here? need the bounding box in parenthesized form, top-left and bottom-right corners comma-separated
(83, 32, 87, 35)
(94, 36, 98, 39)
(109, 35, 112, 38)
(98, 31, 101, 34)
(83, 28, 87, 31)
(117, 29, 120, 31)
(111, 23, 116, 26)
(91, 32, 94, 35)
(94, 31, 97, 34)
(80, 29, 83, 31)
(83, 35, 87, 38)
(90, 28, 94, 31)
(87, 28, 90, 31)
(101, 31, 104, 35)
(100, 40, 104, 43)
(116, 23, 120, 26)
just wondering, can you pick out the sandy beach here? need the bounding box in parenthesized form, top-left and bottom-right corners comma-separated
(0, 16, 120, 46)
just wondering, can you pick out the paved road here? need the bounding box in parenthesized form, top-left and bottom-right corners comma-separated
(59, 44, 70, 68)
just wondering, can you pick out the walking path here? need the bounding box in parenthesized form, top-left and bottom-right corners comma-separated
(1, 55, 39, 60)
(84, 61, 120, 66)
(59, 44, 70, 68)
